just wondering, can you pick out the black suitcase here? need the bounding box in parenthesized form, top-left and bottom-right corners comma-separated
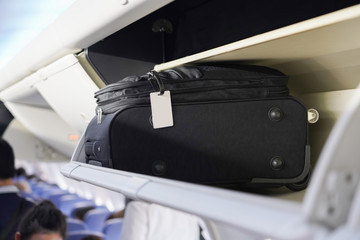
(84, 65, 311, 191)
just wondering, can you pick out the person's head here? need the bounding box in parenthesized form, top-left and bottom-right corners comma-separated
(16, 167, 28, 178)
(0, 139, 15, 181)
(15, 200, 67, 240)
(74, 206, 95, 221)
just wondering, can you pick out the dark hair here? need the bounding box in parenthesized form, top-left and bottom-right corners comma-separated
(17, 200, 67, 240)
(15, 167, 27, 178)
(81, 236, 103, 240)
(0, 139, 15, 179)
(74, 206, 95, 220)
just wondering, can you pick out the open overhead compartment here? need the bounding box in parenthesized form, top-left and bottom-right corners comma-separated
(61, 2, 360, 239)
(0, 54, 102, 157)
(67, 1, 360, 194)
(73, 1, 360, 171)
(35, 54, 100, 133)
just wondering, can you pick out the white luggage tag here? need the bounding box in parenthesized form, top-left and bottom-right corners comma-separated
(148, 70, 174, 129)
(150, 90, 174, 129)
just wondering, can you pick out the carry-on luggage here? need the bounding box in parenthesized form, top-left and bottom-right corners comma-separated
(84, 65, 311, 191)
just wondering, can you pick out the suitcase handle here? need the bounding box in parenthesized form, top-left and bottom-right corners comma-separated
(148, 70, 165, 95)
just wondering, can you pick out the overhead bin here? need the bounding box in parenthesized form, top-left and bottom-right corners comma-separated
(62, 2, 360, 239)
(0, 54, 104, 157)
(72, 1, 360, 192)
(36, 54, 100, 133)
(81, 1, 360, 169)
(0, 72, 79, 157)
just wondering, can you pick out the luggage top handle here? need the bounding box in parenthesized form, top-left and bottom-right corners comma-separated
(148, 70, 165, 95)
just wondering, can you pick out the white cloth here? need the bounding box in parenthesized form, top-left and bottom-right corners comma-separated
(0, 185, 19, 194)
(120, 201, 200, 240)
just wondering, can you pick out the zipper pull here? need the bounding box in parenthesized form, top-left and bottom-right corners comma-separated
(97, 108, 103, 124)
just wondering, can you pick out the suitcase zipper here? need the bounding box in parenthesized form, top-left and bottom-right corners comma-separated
(96, 83, 271, 106)
(96, 99, 147, 124)
(95, 85, 289, 123)
(95, 76, 285, 97)
(95, 78, 286, 106)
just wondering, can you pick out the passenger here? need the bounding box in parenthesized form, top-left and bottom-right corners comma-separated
(14, 168, 32, 194)
(0, 139, 35, 240)
(14, 181, 32, 194)
(74, 206, 96, 221)
(14, 181, 31, 196)
(15, 167, 29, 180)
(14, 200, 67, 240)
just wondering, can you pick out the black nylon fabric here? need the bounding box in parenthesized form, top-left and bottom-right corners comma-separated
(109, 98, 308, 184)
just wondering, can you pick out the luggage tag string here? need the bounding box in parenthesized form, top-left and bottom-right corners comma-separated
(148, 70, 165, 95)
